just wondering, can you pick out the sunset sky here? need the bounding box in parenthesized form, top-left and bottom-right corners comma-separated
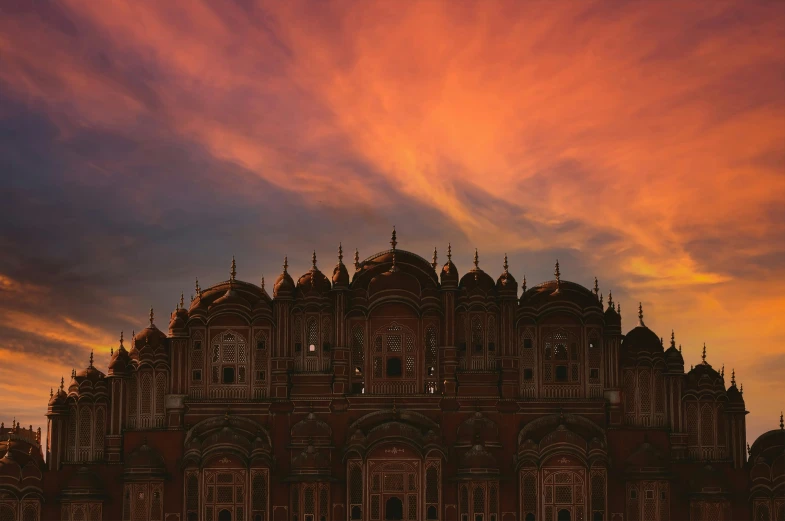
(1, 1, 783, 444)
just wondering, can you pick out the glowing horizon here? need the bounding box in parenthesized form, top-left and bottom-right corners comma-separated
(0, 1, 783, 443)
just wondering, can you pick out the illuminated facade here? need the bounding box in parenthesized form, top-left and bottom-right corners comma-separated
(1, 231, 782, 520)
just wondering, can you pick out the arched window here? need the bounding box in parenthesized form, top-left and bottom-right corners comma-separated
(154, 373, 166, 427)
(425, 326, 438, 392)
(140, 372, 153, 427)
(307, 318, 318, 355)
(94, 406, 105, 460)
(209, 331, 247, 394)
(387, 357, 402, 377)
(352, 325, 365, 376)
(78, 406, 92, 461)
(686, 403, 699, 446)
(348, 462, 363, 520)
(471, 317, 484, 353)
(293, 316, 303, 354)
(700, 404, 715, 447)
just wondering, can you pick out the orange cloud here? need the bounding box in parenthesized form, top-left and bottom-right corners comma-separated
(0, 1, 783, 440)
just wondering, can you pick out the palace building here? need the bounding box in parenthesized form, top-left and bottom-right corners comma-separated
(1, 230, 783, 521)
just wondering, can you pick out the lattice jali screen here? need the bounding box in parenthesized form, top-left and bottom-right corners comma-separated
(348, 461, 363, 520)
(590, 469, 606, 517)
(701, 404, 715, 446)
(352, 325, 365, 372)
(21, 501, 39, 521)
(251, 469, 268, 520)
(521, 470, 537, 518)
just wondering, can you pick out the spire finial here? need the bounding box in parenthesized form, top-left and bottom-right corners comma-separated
(180, 293, 184, 309)
(638, 302, 644, 326)
(522, 274, 527, 292)
(390, 250, 399, 273)
(89, 350, 94, 368)
(110, 347, 113, 357)
(554, 259, 561, 285)
(71, 368, 76, 378)
(354, 248, 360, 271)
(617, 302, 621, 315)
(60, 376, 64, 390)
(780, 411, 783, 430)
(731, 368, 736, 386)
(670, 330, 675, 349)
(747, 442, 751, 455)
(50, 387, 53, 398)
(447, 243, 452, 262)
(432, 247, 438, 270)
(599, 292, 603, 306)
(120, 331, 124, 347)
(195, 277, 201, 297)
(608, 290, 614, 309)
(149, 307, 154, 326)
(283, 256, 289, 273)
(473, 248, 479, 269)
(338, 243, 344, 264)
(231, 255, 236, 282)
(390, 226, 397, 250)
(593, 277, 599, 296)
(679, 343, 682, 353)
(721, 364, 725, 378)
(503, 253, 509, 274)
(740, 383, 743, 393)
(312, 250, 317, 270)
(702, 343, 707, 363)
(261, 275, 265, 292)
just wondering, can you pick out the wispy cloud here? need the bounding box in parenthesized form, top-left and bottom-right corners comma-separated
(0, 0, 783, 440)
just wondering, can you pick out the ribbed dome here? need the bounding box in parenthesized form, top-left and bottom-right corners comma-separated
(440, 260, 458, 286)
(135, 319, 167, 347)
(211, 286, 247, 307)
(296, 253, 332, 295)
(623, 325, 662, 354)
(333, 262, 349, 288)
(459, 250, 495, 294)
(108, 335, 132, 375)
(519, 280, 602, 311)
(496, 254, 517, 295)
(685, 361, 725, 393)
(726, 384, 744, 403)
(273, 258, 295, 298)
(48, 386, 67, 406)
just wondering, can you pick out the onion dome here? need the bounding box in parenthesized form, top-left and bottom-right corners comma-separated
(725, 369, 744, 404)
(332, 243, 350, 288)
(212, 257, 247, 307)
(168, 292, 189, 333)
(664, 330, 684, 369)
(273, 257, 295, 298)
(0, 448, 21, 481)
(49, 377, 68, 406)
(749, 413, 785, 463)
(108, 332, 132, 375)
(60, 466, 107, 501)
(685, 346, 725, 393)
(297, 251, 332, 295)
(496, 254, 517, 296)
(459, 249, 496, 294)
(440, 243, 459, 288)
(74, 351, 105, 383)
(603, 289, 621, 327)
(622, 303, 662, 355)
(134, 308, 167, 348)
(124, 441, 166, 480)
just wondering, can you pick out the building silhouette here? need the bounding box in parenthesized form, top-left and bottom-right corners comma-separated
(1, 230, 783, 520)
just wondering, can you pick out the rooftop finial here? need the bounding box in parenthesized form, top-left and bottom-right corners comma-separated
(180, 293, 184, 309)
(593, 277, 599, 296)
(71, 368, 76, 378)
(731, 368, 736, 386)
(432, 247, 438, 270)
(338, 243, 344, 264)
(110, 347, 113, 357)
(312, 250, 317, 270)
(390, 250, 399, 273)
(522, 274, 527, 292)
(149, 307, 154, 326)
(89, 350, 94, 368)
(354, 248, 360, 271)
(608, 290, 614, 309)
(260, 275, 265, 292)
(780, 411, 783, 430)
(120, 331, 124, 347)
(472, 248, 479, 269)
(747, 442, 751, 455)
(721, 365, 725, 378)
(390, 226, 397, 250)
(503, 253, 509, 274)
(670, 330, 675, 349)
(679, 343, 682, 353)
(60, 376, 64, 390)
(195, 277, 201, 297)
(283, 256, 289, 273)
(447, 243, 452, 262)
(554, 259, 561, 285)
(230, 255, 236, 282)
(599, 292, 603, 306)
(740, 383, 743, 393)
(50, 387, 53, 398)
(702, 343, 707, 363)
(617, 302, 621, 315)
(638, 302, 644, 326)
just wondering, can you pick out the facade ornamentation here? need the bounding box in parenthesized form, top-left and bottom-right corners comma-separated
(2, 234, 778, 520)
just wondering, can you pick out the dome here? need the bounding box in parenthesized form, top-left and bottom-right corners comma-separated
(108, 343, 132, 375)
(664, 333, 684, 368)
(603, 301, 621, 327)
(73, 353, 106, 383)
(48, 386, 67, 406)
(441, 260, 458, 287)
(495, 254, 517, 296)
(685, 359, 725, 393)
(332, 250, 350, 288)
(726, 383, 744, 404)
(459, 250, 496, 295)
(296, 252, 332, 296)
(0, 450, 21, 481)
(273, 258, 295, 298)
(211, 286, 247, 308)
(134, 310, 167, 348)
(519, 278, 603, 311)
